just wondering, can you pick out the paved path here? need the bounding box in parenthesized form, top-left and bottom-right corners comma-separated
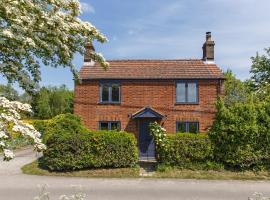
(1, 149, 270, 200)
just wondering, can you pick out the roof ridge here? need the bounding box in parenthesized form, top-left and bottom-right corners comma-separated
(106, 59, 203, 62)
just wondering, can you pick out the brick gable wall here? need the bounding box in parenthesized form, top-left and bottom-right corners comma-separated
(74, 79, 223, 137)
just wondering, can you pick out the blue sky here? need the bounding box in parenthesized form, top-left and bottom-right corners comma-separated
(3, 0, 270, 91)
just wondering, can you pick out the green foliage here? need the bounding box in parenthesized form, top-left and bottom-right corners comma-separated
(42, 113, 84, 143)
(209, 98, 270, 169)
(40, 114, 138, 171)
(31, 120, 49, 136)
(157, 133, 213, 166)
(223, 70, 250, 106)
(149, 122, 167, 157)
(0, 83, 19, 101)
(1, 0, 108, 93)
(250, 48, 270, 92)
(32, 85, 73, 119)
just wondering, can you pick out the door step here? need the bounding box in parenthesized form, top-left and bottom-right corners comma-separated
(139, 160, 157, 177)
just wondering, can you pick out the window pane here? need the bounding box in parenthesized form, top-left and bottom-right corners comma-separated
(100, 122, 109, 130)
(111, 84, 120, 102)
(111, 122, 120, 131)
(188, 122, 198, 133)
(101, 84, 109, 102)
(187, 83, 197, 103)
(176, 83, 186, 102)
(177, 122, 186, 132)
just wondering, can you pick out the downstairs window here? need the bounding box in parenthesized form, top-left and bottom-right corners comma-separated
(99, 121, 120, 131)
(176, 121, 199, 133)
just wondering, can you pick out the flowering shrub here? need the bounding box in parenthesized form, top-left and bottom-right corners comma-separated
(1, 0, 109, 93)
(34, 185, 86, 200)
(0, 97, 46, 161)
(149, 122, 167, 157)
(248, 192, 270, 200)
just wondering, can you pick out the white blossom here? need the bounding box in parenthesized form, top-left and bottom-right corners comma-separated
(2, 29, 13, 38)
(0, 131, 8, 139)
(3, 149, 14, 160)
(0, 141, 5, 147)
(0, 97, 46, 161)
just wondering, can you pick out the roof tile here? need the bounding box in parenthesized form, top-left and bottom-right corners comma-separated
(79, 59, 224, 80)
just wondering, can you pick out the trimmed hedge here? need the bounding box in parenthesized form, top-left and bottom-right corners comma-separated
(158, 133, 213, 166)
(39, 114, 138, 171)
(42, 113, 86, 143)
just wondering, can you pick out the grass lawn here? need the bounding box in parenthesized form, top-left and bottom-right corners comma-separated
(22, 161, 270, 180)
(153, 166, 270, 180)
(22, 161, 140, 178)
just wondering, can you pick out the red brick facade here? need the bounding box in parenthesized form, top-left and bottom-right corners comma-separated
(74, 79, 224, 138)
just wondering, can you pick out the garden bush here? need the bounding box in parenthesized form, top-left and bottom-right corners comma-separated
(209, 98, 270, 170)
(32, 120, 49, 136)
(158, 133, 213, 166)
(40, 114, 138, 171)
(41, 113, 86, 143)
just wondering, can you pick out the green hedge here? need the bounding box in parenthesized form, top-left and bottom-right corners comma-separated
(158, 133, 213, 166)
(209, 99, 270, 169)
(39, 114, 138, 171)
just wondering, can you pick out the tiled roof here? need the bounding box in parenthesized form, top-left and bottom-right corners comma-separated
(79, 59, 224, 80)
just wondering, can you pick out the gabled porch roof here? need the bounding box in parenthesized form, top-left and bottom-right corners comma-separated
(132, 107, 165, 119)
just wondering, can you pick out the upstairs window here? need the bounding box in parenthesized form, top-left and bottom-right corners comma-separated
(99, 121, 120, 131)
(100, 82, 120, 103)
(176, 121, 199, 133)
(176, 82, 198, 103)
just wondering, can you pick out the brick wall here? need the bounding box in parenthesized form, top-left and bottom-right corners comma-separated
(74, 79, 223, 137)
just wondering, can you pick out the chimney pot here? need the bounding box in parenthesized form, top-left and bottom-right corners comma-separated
(202, 32, 215, 61)
(84, 42, 95, 62)
(206, 31, 211, 41)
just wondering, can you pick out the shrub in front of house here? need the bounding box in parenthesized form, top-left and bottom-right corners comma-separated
(157, 133, 213, 167)
(209, 98, 270, 170)
(41, 113, 85, 143)
(39, 114, 138, 171)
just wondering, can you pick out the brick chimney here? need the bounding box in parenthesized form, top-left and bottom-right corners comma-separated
(202, 32, 215, 61)
(84, 42, 95, 62)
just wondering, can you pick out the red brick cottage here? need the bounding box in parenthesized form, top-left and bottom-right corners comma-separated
(74, 32, 225, 159)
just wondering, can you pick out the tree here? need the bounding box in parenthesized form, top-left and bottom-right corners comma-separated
(250, 48, 270, 93)
(223, 70, 250, 106)
(0, 97, 46, 161)
(32, 85, 73, 119)
(0, 83, 19, 101)
(0, 0, 109, 93)
(32, 87, 51, 119)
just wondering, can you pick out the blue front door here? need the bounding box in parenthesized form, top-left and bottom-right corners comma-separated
(139, 119, 155, 159)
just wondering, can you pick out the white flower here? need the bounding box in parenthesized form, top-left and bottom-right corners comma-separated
(0, 97, 46, 161)
(4, 149, 14, 160)
(0, 131, 8, 139)
(0, 141, 5, 147)
(2, 29, 13, 38)
(161, 127, 166, 132)
(59, 195, 69, 200)
(25, 37, 36, 47)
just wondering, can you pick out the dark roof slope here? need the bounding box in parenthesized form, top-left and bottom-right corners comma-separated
(79, 59, 224, 80)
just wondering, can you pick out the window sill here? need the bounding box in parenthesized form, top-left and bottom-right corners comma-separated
(98, 102, 121, 105)
(175, 102, 199, 105)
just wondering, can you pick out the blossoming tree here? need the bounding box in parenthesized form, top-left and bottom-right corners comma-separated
(0, 97, 46, 161)
(0, 0, 108, 93)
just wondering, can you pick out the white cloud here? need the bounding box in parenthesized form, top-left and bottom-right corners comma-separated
(80, 2, 95, 14)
